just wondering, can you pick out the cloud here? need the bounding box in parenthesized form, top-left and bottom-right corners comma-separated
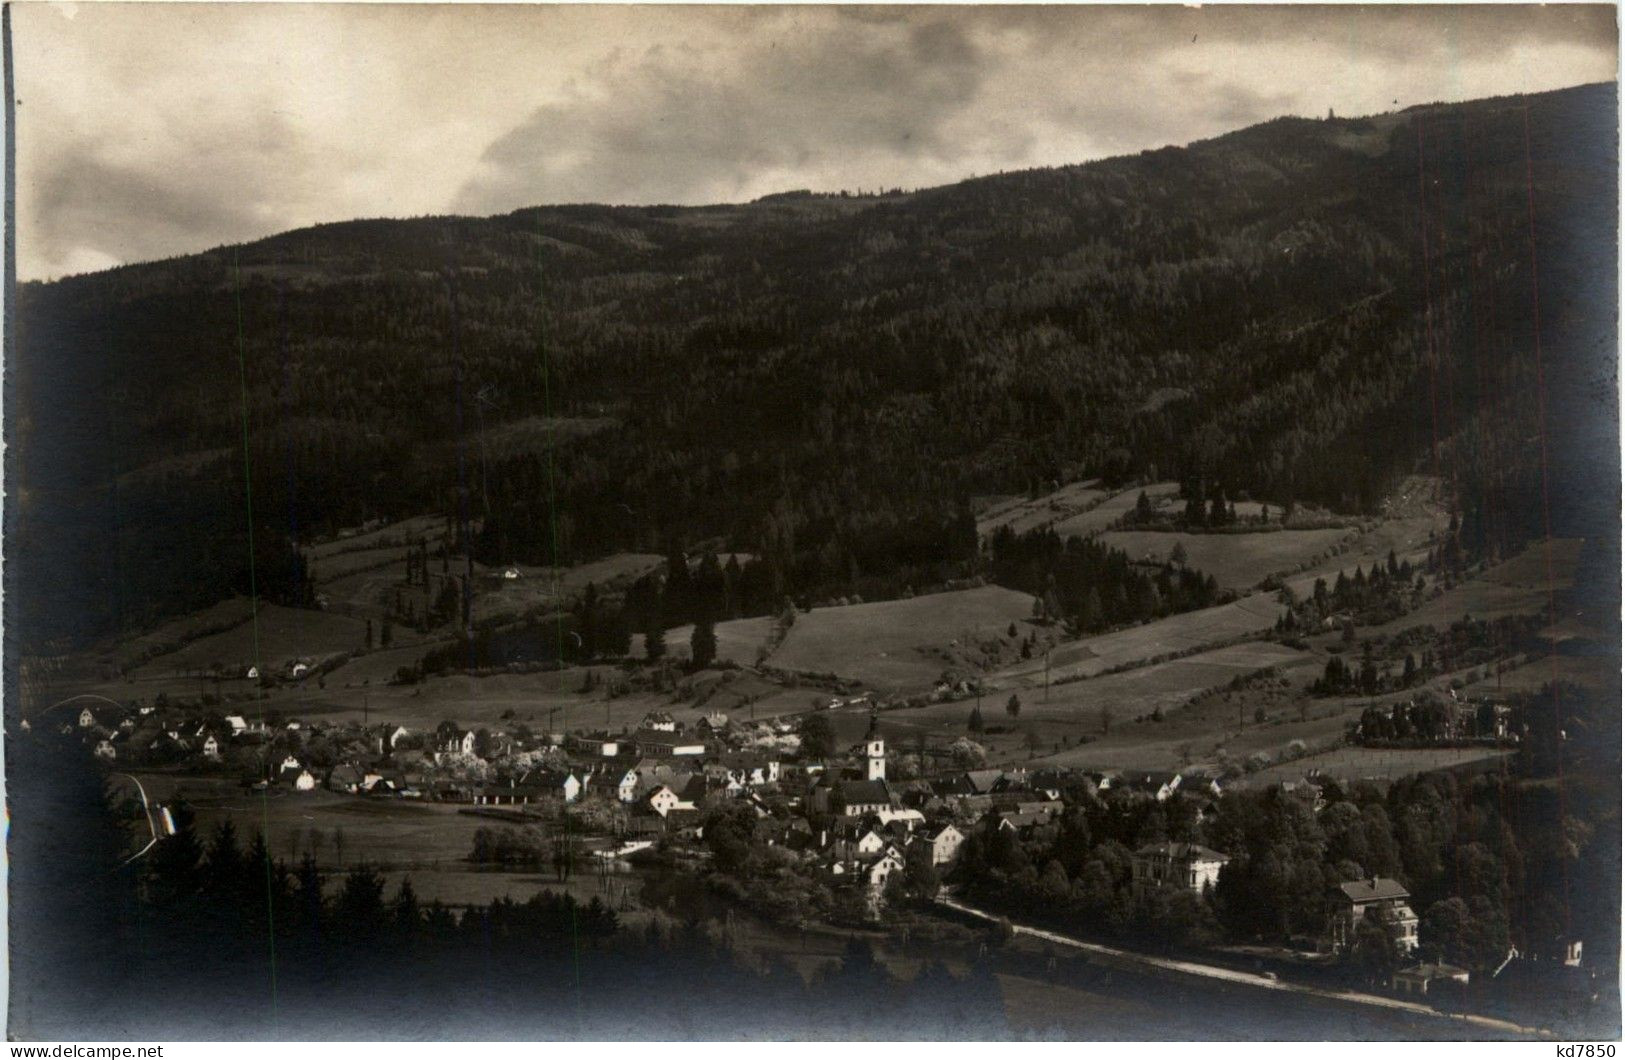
(13, 4, 1618, 279)
(455, 10, 1007, 212)
(25, 109, 325, 277)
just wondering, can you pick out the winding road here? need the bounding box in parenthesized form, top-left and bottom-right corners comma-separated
(937, 894, 1547, 1039)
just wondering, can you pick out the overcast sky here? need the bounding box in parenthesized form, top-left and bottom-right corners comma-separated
(12, 3, 1617, 280)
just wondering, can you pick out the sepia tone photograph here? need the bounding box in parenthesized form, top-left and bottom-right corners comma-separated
(3, 1, 1619, 1043)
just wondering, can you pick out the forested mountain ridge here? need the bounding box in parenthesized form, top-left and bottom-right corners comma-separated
(11, 82, 1617, 647)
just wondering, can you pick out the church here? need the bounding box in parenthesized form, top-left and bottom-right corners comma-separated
(807, 713, 896, 818)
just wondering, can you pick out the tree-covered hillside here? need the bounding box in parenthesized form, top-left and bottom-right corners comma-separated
(10, 82, 1617, 647)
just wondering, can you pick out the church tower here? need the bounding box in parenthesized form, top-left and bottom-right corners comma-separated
(864, 712, 886, 782)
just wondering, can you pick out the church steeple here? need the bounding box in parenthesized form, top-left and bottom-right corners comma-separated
(864, 711, 886, 782)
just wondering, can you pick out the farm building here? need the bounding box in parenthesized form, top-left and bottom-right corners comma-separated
(1393, 962, 1470, 997)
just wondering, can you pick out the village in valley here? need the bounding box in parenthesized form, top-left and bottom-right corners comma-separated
(8, 36, 1618, 1036)
(23, 468, 1616, 1037)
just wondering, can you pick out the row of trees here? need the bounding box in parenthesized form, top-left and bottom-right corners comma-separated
(988, 525, 1224, 634)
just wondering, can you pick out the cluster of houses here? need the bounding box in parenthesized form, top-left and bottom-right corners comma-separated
(58, 695, 1581, 1003)
(68, 702, 273, 767)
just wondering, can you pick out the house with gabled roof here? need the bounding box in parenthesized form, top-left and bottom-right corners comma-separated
(964, 769, 1003, 795)
(1328, 876, 1419, 953)
(1393, 961, 1469, 997)
(590, 766, 639, 803)
(1123, 771, 1183, 801)
(824, 778, 894, 818)
(865, 851, 905, 895)
(641, 711, 677, 733)
(634, 762, 695, 799)
(1131, 842, 1230, 898)
(925, 823, 965, 866)
(720, 752, 780, 788)
(995, 809, 1053, 836)
(835, 824, 890, 862)
(645, 785, 696, 819)
(520, 769, 581, 803)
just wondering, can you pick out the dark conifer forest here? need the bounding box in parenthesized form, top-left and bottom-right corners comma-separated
(10, 83, 1616, 647)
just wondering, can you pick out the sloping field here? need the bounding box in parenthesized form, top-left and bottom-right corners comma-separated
(874, 640, 1321, 770)
(320, 568, 413, 616)
(480, 415, 618, 459)
(1281, 515, 1446, 594)
(1100, 528, 1352, 590)
(977, 480, 1108, 537)
(474, 552, 664, 622)
(1051, 482, 1182, 538)
(324, 640, 457, 687)
(300, 662, 807, 733)
(1365, 538, 1584, 635)
(653, 615, 779, 666)
(1480, 537, 1587, 588)
(130, 603, 368, 677)
(767, 585, 1037, 689)
(311, 544, 414, 583)
(994, 593, 1287, 689)
(307, 515, 448, 559)
(1030, 641, 1317, 722)
(1245, 746, 1514, 787)
(113, 597, 256, 668)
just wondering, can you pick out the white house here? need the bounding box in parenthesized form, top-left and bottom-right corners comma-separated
(641, 711, 678, 733)
(201, 735, 221, 759)
(224, 715, 250, 735)
(566, 733, 621, 758)
(646, 785, 695, 818)
(647, 786, 681, 817)
(874, 807, 925, 831)
(552, 773, 583, 803)
(600, 768, 639, 803)
(292, 770, 317, 791)
(93, 739, 118, 762)
(1124, 772, 1183, 802)
(723, 754, 781, 788)
(839, 828, 889, 862)
(926, 824, 966, 867)
(78, 708, 98, 729)
(866, 852, 905, 894)
(1131, 842, 1230, 898)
